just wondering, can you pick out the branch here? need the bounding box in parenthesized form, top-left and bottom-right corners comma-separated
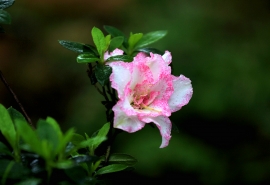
(0, 70, 34, 129)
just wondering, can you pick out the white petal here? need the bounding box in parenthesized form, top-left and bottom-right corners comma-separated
(168, 75, 193, 112)
(162, 51, 172, 65)
(113, 102, 145, 132)
(141, 116, 172, 148)
(108, 62, 132, 99)
(104, 49, 124, 60)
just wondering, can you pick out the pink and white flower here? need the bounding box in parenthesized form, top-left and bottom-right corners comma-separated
(106, 49, 193, 148)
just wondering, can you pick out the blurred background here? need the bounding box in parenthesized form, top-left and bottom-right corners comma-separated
(1, 0, 270, 184)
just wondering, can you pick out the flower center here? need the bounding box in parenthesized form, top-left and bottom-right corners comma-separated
(131, 86, 159, 110)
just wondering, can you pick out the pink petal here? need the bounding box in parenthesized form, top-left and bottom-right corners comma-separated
(141, 116, 172, 148)
(168, 75, 193, 112)
(113, 102, 145, 132)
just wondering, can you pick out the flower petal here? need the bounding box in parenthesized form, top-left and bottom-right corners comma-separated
(108, 62, 133, 99)
(162, 51, 172, 65)
(141, 116, 172, 148)
(168, 75, 193, 112)
(113, 102, 145, 132)
(104, 48, 124, 60)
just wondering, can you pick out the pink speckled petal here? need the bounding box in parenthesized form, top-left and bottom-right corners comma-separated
(113, 102, 145, 132)
(145, 53, 171, 83)
(168, 75, 193, 112)
(141, 116, 172, 148)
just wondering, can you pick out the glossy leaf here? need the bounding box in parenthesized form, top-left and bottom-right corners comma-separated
(128, 33, 143, 51)
(136, 47, 164, 55)
(0, 104, 16, 151)
(95, 164, 129, 176)
(95, 64, 112, 86)
(0, 10, 10, 24)
(134, 30, 167, 49)
(0, 0, 15, 10)
(91, 27, 106, 56)
(58, 40, 97, 54)
(77, 53, 99, 63)
(106, 55, 133, 62)
(72, 154, 99, 165)
(109, 36, 124, 51)
(107, 153, 137, 166)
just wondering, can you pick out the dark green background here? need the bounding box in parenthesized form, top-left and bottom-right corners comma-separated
(1, 0, 270, 184)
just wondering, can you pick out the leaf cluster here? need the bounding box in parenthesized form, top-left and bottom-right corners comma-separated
(0, 104, 137, 185)
(59, 26, 167, 87)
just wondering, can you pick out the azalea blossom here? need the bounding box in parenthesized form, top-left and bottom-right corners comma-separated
(105, 49, 193, 148)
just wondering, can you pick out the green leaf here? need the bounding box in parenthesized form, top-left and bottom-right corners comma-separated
(71, 133, 85, 146)
(95, 164, 129, 176)
(136, 47, 164, 55)
(53, 160, 74, 169)
(36, 119, 59, 156)
(0, 0, 15, 10)
(8, 107, 26, 124)
(60, 128, 75, 155)
(128, 33, 143, 51)
(45, 117, 62, 140)
(0, 104, 16, 150)
(109, 36, 124, 51)
(103, 25, 125, 37)
(107, 153, 138, 166)
(46, 117, 75, 155)
(15, 120, 41, 155)
(58, 40, 97, 55)
(106, 55, 133, 62)
(104, 25, 128, 48)
(7, 107, 25, 158)
(91, 27, 106, 56)
(105, 34, 111, 51)
(92, 122, 110, 150)
(134, 30, 167, 49)
(14, 178, 42, 185)
(77, 53, 100, 63)
(94, 64, 112, 86)
(0, 160, 30, 180)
